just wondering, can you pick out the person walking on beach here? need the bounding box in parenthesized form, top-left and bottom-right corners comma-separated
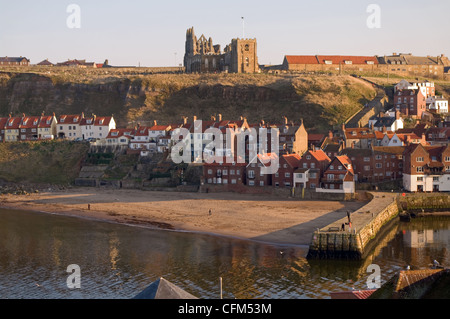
(209, 209, 212, 216)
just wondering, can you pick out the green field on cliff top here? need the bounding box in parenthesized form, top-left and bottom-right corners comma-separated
(0, 67, 378, 132)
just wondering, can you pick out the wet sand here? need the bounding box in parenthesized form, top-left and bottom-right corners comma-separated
(0, 187, 368, 246)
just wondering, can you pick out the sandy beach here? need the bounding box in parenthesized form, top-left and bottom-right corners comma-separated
(0, 187, 368, 246)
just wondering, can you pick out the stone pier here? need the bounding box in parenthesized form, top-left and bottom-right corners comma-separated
(307, 192, 399, 260)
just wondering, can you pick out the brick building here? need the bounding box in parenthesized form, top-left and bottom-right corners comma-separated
(341, 146, 404, 183)
(0, 56, 30, 66)
(395, 89, 427, 118)
(272, 154, 301, 188)
(246, 153, 278, 187)
(402, 144, 450, 192)
(203, 161, 246, 186)
(282, 55, 378, 73)
(294, 148, 331, 189)
(320, 155, 355, 192)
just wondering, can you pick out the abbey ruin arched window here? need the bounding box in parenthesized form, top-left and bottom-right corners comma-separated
(204, 58, 209, 69)
(212, 58, 216, 69)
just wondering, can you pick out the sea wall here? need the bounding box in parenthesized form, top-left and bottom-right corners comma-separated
(307, 194, 399, 259)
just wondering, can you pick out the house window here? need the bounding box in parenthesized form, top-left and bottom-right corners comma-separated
(223, 170, 228, 176)
(285, 172, 290, 178)
(310, 163, 315, 169)
(297, 173, 303, 178)
(433, 176, 439, 182)
(207, 169, 212, 175)
(445, 157, 450, 162)
(417, 167, 424, 173)
(376, 155, 382, 160)
(248, 180, 255, 186)
(306, 155, 311, 160)
(248, 170, 255, 178)
(327, 174, 334, 181)
(260, 181, 264, 186)
(364, 157, 370, 162)
(330, 165, 334, 170)
(417, 176, 423, 182)
(310, 183, 316, 189)
(303, 163, 308, 168)
(231, 179, 237, 184)
(376, 163, 382, 168)
(416, 157, 424, 162)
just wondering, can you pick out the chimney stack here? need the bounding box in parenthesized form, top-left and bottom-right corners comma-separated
(193, 115, 197, 122)
(183, 116, 188, 125)
(283, 116, 288, 125)
(154, 120, 157, 126)
(218, 114, 222, 121)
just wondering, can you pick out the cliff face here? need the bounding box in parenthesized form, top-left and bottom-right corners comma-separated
(0, 70, 376, 132)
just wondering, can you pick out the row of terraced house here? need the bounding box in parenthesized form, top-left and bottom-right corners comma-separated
(0, 113, 116, 142)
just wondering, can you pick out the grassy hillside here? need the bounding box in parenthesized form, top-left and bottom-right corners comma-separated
(0, 67, 377, 133)
(0, 140, 89, 185)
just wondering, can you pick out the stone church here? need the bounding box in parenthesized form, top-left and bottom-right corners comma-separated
(183, 27, 259, 73)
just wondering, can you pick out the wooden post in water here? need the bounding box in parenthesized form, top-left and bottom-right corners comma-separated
(219, 277, 223, 299)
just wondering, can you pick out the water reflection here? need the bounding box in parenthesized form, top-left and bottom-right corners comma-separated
(0, 208, 449, 299)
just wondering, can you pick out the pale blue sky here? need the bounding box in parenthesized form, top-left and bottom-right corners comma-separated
(1, 0, 449, 66)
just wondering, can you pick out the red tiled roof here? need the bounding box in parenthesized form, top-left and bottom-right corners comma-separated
(308, 134, 325, 141)
(317, 55, 379, 65)
(59, 114, 83, 124)
(20, 116, 40, 129)
(285, 55, 319, 64)
(106, 128, 134, 139)
(150, 125, 171, 131)
(283, 154, 301, 169)
(0, 117, 8, 129)
(5, 117, 21, 129)
(135, 127, 150, 136)
(335, 155, 354, 174)
(38, 115, 55, 128)
(94, 116, 112, 126)
(308, 149, 331, 163)
(344, 128, 375, 139)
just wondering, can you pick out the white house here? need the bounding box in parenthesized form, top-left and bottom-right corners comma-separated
(82, 115, 116, 140)
(380, 133, 404, 146)
(149, 123, 171, 140)
(395, 80, 435, 98)
(106, 128, 134, 146)
(427, 96, 448, 114)
(57, 114, 83, 139)
(130, 126, 152, 151)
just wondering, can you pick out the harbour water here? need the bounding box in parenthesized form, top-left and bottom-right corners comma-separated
(0, 208, 449, 299)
